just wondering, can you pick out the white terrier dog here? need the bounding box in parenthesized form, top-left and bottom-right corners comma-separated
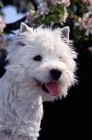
(0, 22, 77, 140)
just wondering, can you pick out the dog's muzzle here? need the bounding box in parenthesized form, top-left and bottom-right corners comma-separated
(34, 79, 60, 96)
(34, 69, 62, 96)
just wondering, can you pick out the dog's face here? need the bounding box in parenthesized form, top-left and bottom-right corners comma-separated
(6, 23, 77, 101)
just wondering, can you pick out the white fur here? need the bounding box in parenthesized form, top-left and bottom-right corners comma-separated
(0, 23, 77, 140)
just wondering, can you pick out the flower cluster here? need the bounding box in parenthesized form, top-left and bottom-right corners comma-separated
(0, 15, 6, 49)
(74, 12, 92, 36)
(1, 0, 92, 55)
(0, 15, 6, 32)
(26, 0, 70, 26)
(65, 0, 92, 46)
(81, 0, 92, 5)
(26, 0, 92, 42)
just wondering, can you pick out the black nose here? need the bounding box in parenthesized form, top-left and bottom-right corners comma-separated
(50, 69, 62, 80)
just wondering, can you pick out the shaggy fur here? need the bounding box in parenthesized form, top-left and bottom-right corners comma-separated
(0, 22, 77, 140)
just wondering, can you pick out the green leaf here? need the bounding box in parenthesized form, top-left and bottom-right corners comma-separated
(74, 15, 79, 21)
(50, 5, 57, 13)
(0, 2, 3, 7)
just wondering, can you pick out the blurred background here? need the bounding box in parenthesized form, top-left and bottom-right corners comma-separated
(0, 0, 92, 139)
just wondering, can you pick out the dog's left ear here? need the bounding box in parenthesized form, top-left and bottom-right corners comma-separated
(53, 26, 70, 40)
(61, 26, 70, 40)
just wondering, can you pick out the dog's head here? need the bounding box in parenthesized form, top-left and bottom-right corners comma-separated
(6, 22, 77, 101)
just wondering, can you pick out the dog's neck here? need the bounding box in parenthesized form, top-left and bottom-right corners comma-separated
(0, 72, 43, 139)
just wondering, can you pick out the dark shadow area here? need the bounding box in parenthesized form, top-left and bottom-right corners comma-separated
(0, 49, 7, 78)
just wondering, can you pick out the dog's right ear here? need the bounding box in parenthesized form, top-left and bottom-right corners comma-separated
(14, 23, 29, 47)
(17, 22, 30, 36)
(16, 22, 33, 38)
(15, 23, 33, 47)
(20, 22, 30, 33)
(15, 22, 30, 39)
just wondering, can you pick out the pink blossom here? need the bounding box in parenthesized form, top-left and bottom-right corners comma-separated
(47, 0, 70, 7)
(74, 13, 92, 36)
(26, 11, 35, 26)
(47, 0, 57, 5)
(62, 0, 70, 7)
(81, 0, 92, 5)
(87, 47, 92, 52)
(88, 0, 92, 5)
(0, 15, 6, 32)
(37, 2, 50, 16)
(81, 0, 87, 3)
(60, 7, 68, 23)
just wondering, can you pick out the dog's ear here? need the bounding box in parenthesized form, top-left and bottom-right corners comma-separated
(53, 26, 70, 40)
(14, 23, 33, 47)
(18, 22, 30, 34)
(15, 22, 30, 38)
(61, 26, 70, 40)
(16, 22, 33, 38)
(13, 23, 30, 47)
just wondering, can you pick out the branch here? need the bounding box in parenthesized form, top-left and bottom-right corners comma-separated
(30, 0, 41, 10)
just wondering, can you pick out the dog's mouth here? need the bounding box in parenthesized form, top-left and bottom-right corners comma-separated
(34, 79, 60, 96)
(42, 83, 60, 96)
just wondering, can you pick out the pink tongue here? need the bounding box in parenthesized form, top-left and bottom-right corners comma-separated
(45, 82, 59, 96)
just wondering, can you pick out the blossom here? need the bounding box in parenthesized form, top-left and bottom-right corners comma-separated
(47, 0, 57, 5)
(26, 0, 70, 26)
(81, 0, 92, 4)
(81, 0, 92, 12)
(0, 15, 6, 32)
(81, 0, 92, 10)
(87, 0, 92, 5)
(60, 7, 68, 23)
(47, 0, 70, 7)
(62, 0, 70, 7)
(36, 2, 50, 18)
(87, 46, 92, 52)
(30, 2, 50, 21)
(81, 0, 87, 3)
(74, 13, 92, 36)
(26, 11, 35, 26)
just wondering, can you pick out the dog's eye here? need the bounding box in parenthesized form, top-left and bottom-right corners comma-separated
(33, 55, 42, 61)
(59, 56, 62, 60)
(16, 41, 25, 46)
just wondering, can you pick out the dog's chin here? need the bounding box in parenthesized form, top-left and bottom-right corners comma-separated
(34, 78, 60, 96)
